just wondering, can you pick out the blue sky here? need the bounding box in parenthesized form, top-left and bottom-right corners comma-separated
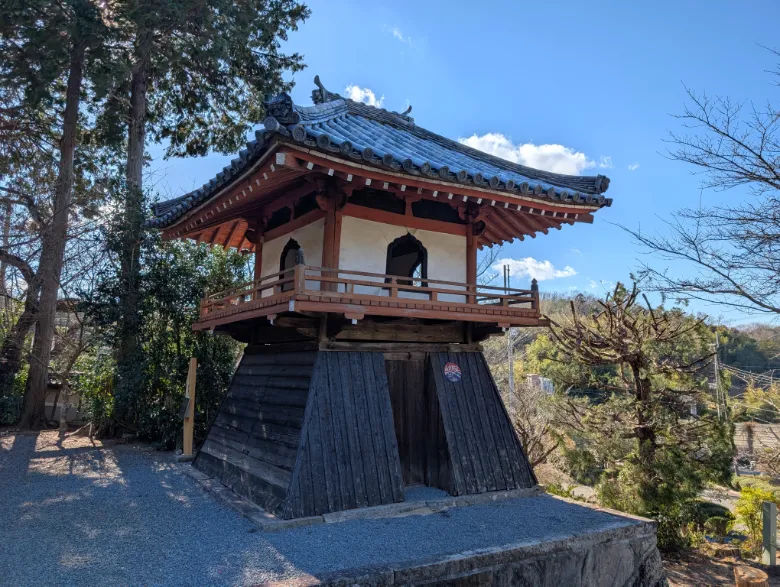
(148, 0, 779, 324)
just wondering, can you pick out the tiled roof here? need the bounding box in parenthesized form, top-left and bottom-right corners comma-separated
(149, 76, 612, 228)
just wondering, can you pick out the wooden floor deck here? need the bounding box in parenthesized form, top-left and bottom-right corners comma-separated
(194, 265, 547, 331)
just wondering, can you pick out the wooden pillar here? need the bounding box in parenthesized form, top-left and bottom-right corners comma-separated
(246, 218, 264, 297)
(254, 236, 263, 282)
(182, 357, 197, 459)
(318, 187, 344, 292)
(466, 220, 477, 304)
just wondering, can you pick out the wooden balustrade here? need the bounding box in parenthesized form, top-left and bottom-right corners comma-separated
(199, 264, 540, 321)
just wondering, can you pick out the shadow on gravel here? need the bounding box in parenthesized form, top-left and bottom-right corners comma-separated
(0, 432, 643, 586)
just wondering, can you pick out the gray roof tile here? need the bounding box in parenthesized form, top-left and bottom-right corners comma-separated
(149, 77, 611, 228)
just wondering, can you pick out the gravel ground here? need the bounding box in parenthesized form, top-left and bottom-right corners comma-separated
(0, 430, 640, 586)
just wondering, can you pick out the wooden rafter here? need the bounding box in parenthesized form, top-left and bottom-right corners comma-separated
(286, 146, 600, 215)
(519, 211, 550, 235)
(223, 220, 240, 250)
(502, 210, 537, 239)
(487, 210, 519, 243)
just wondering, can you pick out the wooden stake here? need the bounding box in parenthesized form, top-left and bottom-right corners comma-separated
(763, 501, 776, 566)
(182, 358, 197, 458)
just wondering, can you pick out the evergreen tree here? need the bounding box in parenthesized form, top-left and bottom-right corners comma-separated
(0, 0, 117, 427)
(95, 0, 309, 423)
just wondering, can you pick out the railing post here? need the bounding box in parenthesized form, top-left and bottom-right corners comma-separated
(390, 277, 398, 298)
(294, 263, 305, 294)
(467, 283, 476, 305)
(531, 278, 539, 312)
(200, 289, 209, 317)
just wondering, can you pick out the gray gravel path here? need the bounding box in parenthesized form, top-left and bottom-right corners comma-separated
(0, 431, 639, 586)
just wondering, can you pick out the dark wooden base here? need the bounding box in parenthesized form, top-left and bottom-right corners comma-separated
(195, 343, 536, 519)
(214, 314, 504, 346)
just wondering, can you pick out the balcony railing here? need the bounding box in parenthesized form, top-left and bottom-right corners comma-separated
(198, 264, 541, 327)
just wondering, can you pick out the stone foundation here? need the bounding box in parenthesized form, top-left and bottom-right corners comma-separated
(261, 512, 665, 587)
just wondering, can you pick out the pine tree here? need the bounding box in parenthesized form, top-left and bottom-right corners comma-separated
(96, 0, 309, 424)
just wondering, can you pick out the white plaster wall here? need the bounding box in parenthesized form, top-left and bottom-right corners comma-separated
(260, 218, 324, 294)
(338, 216, 467, 302)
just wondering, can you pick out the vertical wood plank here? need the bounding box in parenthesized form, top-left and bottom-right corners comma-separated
(304, 364, 328, 514)
(465, 352, 507, 491)
(315, 358, 341, 512)
(325, 353, 355, 510)
(429, 353, 471, 494)
(361, 353, 392, 503)
(446, 352, 486, 493)
(473, 350, 517, 487)
(475, 353, 536, 487)
(337, 352, 368, 508)
(458, 353, 497, 492)
(370, 353, 404, 502)
(348, 352, 381, 506)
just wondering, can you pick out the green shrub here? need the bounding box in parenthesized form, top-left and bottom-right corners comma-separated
(545, 483, 579, 499)
(735, 485, 778, 556)
(559, 444, 602, 486)
(703, 516, 732, 538)
(0, 363, 27, 424)
(693, 501, 732, 522)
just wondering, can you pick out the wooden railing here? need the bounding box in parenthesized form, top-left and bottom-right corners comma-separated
(199, 265, 539, 319)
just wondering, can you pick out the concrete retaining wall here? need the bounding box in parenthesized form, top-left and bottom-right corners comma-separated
(263, 518, 665, 587)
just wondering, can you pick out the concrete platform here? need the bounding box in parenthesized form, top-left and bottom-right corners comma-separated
(185, 463, 664, 586)
(252, 495, 664, 586)
(0, 432, 664, 586)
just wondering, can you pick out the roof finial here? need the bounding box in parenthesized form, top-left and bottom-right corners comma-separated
(401, 104, 412, 116)
(312, 75, 341, 104)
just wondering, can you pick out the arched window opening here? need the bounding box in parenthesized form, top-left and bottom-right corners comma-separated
(385, 233, 427, 287)
(279, 239, 303, 292)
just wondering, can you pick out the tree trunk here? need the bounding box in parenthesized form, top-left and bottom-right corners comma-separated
(631, 361, 657, 507)
(20, 43, 85, 429)
(114, 37, 151, 422)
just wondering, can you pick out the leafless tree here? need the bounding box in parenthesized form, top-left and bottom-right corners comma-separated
(626, 48, 780, 316)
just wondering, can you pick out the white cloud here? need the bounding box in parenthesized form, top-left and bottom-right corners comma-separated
(588, 279, 598, 289)
(458, 133, 604, 175)
(570, 248, 582, 255)
(598, 156, 613, 169)
(492, 257, 577, 282)
(384, 25, 413, 46)
(344, 85, 384, 108)
(628, 163, 640, 171)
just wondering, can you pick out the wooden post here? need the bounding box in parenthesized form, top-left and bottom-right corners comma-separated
(254, 236, 263, 283)
(466, 220, 477, 304)
(181, 358, 197, 461)
(763, 501, 776, 566)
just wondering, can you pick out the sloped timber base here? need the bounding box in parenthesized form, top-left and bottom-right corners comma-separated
(194, 345, 537, 519)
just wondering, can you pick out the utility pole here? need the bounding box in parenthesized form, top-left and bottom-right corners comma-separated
(504, 264, 514, 416)
(713, 330, 722, 420)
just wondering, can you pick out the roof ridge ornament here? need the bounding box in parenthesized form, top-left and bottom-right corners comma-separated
(312, 75, 342, 104)
(263, 93, 300, 125)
